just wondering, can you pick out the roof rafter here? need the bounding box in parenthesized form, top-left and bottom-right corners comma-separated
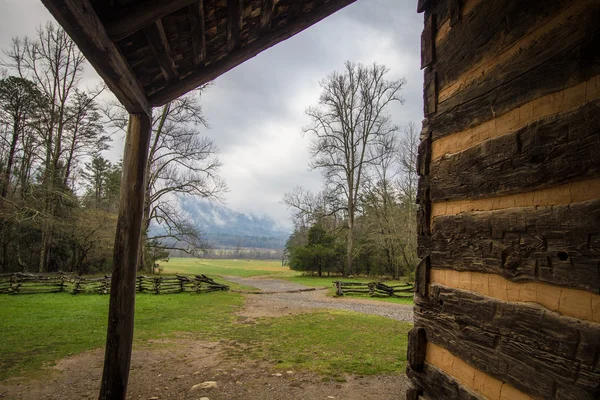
(143, 20, 179, 83)
(104, 0, 198, 41)
(188, 1, 206, 67)
(227, 0, 243, 53)
(259, 0, 275, 32)
(40, 0, 150, 115)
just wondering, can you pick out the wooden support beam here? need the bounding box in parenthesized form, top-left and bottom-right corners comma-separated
(188, 1, 206, 67)
(227, 0, 242, 53)
(104, 0, 198, 41)
(149, 0, 357, 106)
(143, 20, 179, 83)
(98, 113, 152, 400)
(40, 0, 150, 115)
(259, 0, 275, 32)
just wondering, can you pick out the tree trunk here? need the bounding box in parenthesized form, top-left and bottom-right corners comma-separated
(1, 120, 20, 198)
(98, 113, 151, 400)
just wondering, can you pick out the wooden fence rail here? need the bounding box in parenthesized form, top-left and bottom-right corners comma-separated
(333, 281, 414, 298)
(0, 273, 229, 295)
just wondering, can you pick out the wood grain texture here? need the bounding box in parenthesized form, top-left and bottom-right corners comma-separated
(415, 285, 600, 399)
(420, 14, 435, 69)
(427, 9, 600, 139)
(430, 198, 600, 293)
(429, 100, 600, 202)
(435, 0, 572, 98)
(432, 76, 599, 160)
(99, 114, 152, 400)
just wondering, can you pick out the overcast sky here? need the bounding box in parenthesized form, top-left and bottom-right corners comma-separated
(0, 0, 423, 229)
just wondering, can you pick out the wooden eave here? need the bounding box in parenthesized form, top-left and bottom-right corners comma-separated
(40, 0, 357, 115)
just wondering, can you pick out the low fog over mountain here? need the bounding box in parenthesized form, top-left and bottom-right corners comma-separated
(181, 199, 290, 249)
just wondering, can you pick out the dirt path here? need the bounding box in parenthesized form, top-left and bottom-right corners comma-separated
(225, 275, 414, 322)
(0, 276, 412, 400)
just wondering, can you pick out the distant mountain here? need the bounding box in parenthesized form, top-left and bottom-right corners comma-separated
(181, 199, 290, 249)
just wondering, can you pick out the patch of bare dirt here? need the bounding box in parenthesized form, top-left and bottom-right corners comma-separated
(0, 339, 409, 400)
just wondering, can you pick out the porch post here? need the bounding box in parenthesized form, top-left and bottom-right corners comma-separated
(99, 113, 152, 400)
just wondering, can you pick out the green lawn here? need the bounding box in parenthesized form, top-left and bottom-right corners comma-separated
(0, 291, 241, 380)
(0, 290, 412, 381)
(161, 258, 292, 278)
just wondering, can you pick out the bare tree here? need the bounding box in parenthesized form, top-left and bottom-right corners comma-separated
(397, 121, 419, 208)
(106, 87, 226, 270)
(303, 61, 405, 275)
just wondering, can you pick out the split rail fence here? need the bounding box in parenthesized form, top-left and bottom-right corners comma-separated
(0, 272, 229, 295)
(333, 281, 414, 298)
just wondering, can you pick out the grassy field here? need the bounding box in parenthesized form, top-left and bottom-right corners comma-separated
(161, 258, 291, 278)
(0, 291, 411, 380)
(0, 258, 414, 380)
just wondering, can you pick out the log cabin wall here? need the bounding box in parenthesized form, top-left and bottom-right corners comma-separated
(407, 0, 600, 399)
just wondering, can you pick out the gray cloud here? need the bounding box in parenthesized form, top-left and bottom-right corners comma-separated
(0, 0, 423, 228)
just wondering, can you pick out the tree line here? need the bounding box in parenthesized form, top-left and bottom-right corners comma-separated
(0, 23, 223, 274)
(283, 62, 418, 279)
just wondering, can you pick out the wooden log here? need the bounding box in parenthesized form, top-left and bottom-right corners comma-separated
(434, 0, 572, 94)
(428, 17, 600, 139)
(430, 100, 600, 202)
(99, 113, 152, 400)
(415, 285, 600, 398)
(430, 199, 600, 293)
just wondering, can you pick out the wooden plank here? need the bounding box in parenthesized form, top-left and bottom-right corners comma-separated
(420, 13, 435, 69)
(448, 0, 461, 26)
(408, 327, 427, 372)
(423, 70, 437, 115)
(259, 0, 275, 32)
(143, 20, 179, 83)
(430, 199, 600, 293)
(428, 13, 600, 139)
(429, 100, 600, 202)
(148, 0, 357, 106)
(40, 0, 150, 115)
(98, 113, 152, 400)
(415, 256, 431, 298)
(416, 286, 600, 399)
(188, 1, 206, 66)
(103, 0, 198, 41)
(227, 0, 242, 53)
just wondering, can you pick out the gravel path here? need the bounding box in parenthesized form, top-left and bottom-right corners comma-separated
(223, 276, 414, 322)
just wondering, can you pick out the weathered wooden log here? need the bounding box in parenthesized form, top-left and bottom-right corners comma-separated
(415, 285, 600, 399)
(430, 199, 600, 293)
(428, 23, 600, 139)
(99, 113, 152, 400)
(430, 100, 600, 202)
